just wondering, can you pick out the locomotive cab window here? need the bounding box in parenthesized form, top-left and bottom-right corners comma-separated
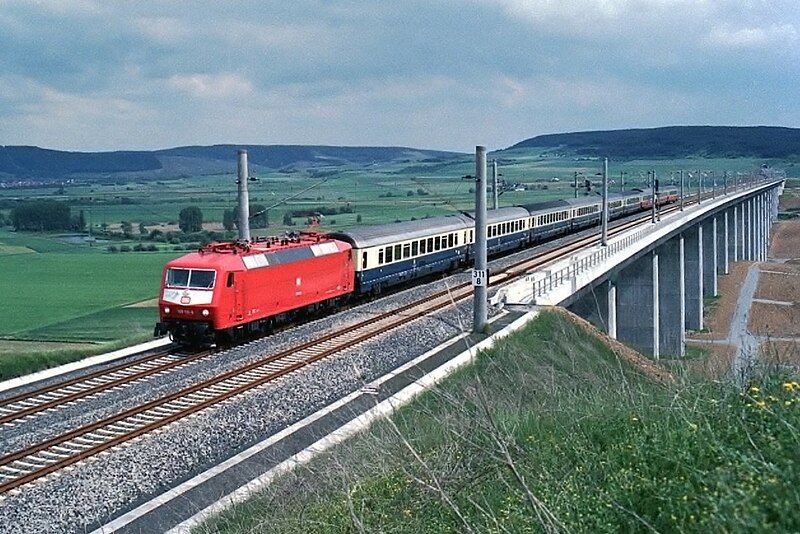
(189, 269, 216, 289)
(167, 268, 216, 289)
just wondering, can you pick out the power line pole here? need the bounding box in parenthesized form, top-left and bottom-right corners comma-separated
(237, 149, 251, 241)
(492, 159, 499, 210)
(573, 172, 579, 199)
(698, 170, 703, 204)
(601, 157, 609, 246)
(473, 146, 488, 334)
(651, 170, 657, 224)
(679, 170, 684, 211)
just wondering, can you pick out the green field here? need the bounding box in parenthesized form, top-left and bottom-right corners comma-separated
(0, 152, 781, 235)
(0, 244, 173, 337)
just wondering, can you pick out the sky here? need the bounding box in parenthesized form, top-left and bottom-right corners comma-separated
(0, 0, 798, 152)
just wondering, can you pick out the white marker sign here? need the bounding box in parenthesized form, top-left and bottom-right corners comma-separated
(472, 269, 487, 287)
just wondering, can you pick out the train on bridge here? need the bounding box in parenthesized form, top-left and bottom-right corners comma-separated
(155, 186, 678, 346)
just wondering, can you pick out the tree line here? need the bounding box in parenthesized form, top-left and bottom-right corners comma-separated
(10, 200, 85, 231)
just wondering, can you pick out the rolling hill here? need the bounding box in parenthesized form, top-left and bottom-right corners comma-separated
(507, 126, 800, 159)
(0, 144, 460, 182)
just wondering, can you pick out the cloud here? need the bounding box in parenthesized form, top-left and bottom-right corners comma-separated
(706, 23, 798, 49)
(167, 73, 253, 99)
(0, 0, 798, 151)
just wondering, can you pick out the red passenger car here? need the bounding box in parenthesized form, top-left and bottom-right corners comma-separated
(155, 233, 354, 346)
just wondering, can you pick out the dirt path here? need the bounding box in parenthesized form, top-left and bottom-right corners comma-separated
(728, 264, 761, 382)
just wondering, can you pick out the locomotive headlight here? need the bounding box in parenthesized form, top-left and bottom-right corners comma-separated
(202, 309, 210, 317)
(164, 307, 170, 314)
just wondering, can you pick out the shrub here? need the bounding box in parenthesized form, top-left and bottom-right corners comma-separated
(119, 245, 131, 252)
(107, 245, 118, 253)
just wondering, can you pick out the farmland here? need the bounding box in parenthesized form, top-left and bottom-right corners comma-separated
(0, 148, 794, 379)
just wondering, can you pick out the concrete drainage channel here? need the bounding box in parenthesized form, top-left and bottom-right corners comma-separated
(95, 310, 536, 534)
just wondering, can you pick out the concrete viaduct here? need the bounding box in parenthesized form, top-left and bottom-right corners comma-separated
(498, 178, 784, 359)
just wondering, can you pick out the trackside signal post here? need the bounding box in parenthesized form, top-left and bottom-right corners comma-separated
(237, 149, 251, 242)
(473, 146, 488, 333)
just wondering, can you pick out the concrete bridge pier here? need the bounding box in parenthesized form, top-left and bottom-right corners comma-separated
(756, 195, 763, 261)
(758, 194, 769, 261)
(684, 226, 703, 331)
(617, 251, 659, 357)
(731, 206, 739, 262)
(719, 211, 730, 275)
(750, 196, 756, 261)
(760, 193, 766, 260)
(746, 197, 754, 261)
(738, 202, 746, 261)
(657, 236, 685, 357)
(568, 280, 617, 339)
(702, 217, 718, 296)
(761, 193, 769, 260)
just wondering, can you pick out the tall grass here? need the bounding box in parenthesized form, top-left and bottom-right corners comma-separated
(199, 311, 800, 533)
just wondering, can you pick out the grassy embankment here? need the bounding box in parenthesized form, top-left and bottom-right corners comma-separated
(201, 311, 800, 533)
(0, 228, 177, 380)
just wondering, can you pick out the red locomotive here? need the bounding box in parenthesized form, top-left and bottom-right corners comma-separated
(155, 232, 354, 346)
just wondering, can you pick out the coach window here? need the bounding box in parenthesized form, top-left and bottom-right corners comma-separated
(378, 249, 384, 264)
(403, 244, 411, 258)
(448, 233, 454, 248)
(394, 244, 401, 260)
(226, 273, 235, 287)
(433, 236, 439, 250)
(426, 237, 433, 251)
(385, 246, 393, 263)
(362, 252, 368, 269)
(420, 239, 427, 254)
(412, 241, 418, 256)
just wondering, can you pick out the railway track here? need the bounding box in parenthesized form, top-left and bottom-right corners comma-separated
(0, 202, 665, 428)
(0, 347, 214, 426)
(0, 190, 735, 495)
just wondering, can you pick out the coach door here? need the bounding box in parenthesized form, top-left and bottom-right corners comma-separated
(229, 272, 245, 321)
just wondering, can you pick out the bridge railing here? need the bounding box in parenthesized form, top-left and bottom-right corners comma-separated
(530, 176, 774, 300)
